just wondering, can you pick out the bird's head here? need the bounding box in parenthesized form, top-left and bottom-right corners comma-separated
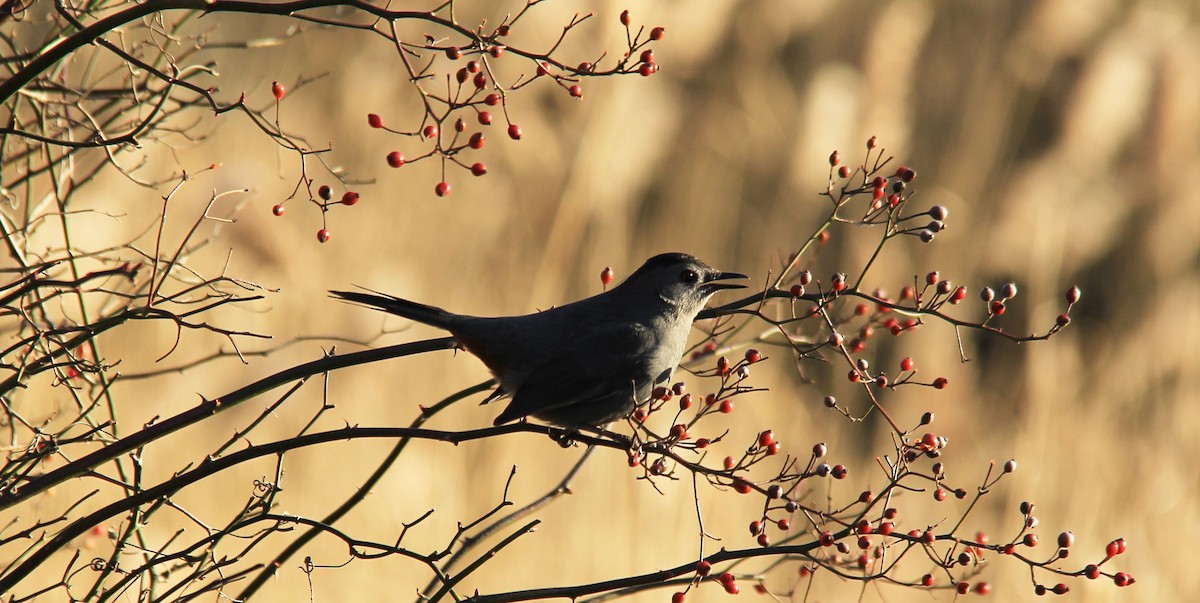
(615, 252, 748, 316)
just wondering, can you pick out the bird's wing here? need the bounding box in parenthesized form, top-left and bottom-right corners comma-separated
(491, 324, 652, 426)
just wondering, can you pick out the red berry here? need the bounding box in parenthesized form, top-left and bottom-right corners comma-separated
(484, 93, 501, 106)
(478, 111, 493, 125)
(920, 530, 935, 545)
(469, 133, 486, 149)
(496, 24, 510, 36)
(1113, 572, 1133, 586)
(819, 531, 835, 546)
(318, 184, 332, 200)
(790, 284, 804, 297)
(470, 163, 487, 177)
(423, 124, 438, 138)
(828, 150, 840, 166)
(473, 73, 487, 89)
(445, 46, 462, 60)
(973, 582, 990, 595)
(316, 229, 330, 243)
(921, 574, 934, 587)
(990, 300, 1006, 315)
(831, 464, 847, 479)
(679, 393, 693, 410)
(1051, 584, 1069, 595)
(489, 45, 505, 58)
(1023, 533, 1039, 547)
(723, 456, 735, 470)
(340, 191, 359, 206)
(733, 480, 752, 494)
(1066, 286, 1081, 304)
(920, 432, 938, 450)
(926, 271, 939, 285)
(600, 266, 614, 286)
(867, 136, 877, 149)
(956, 582, 970, 595)
(1057, 531, 1074, 548)
(507, 124, 522, 140)
(386, 151, 405, 168)
(720, 399, 734, 414)
(777, 519, 790, 530)
(640, 49, 655, 63)
(951, 286, 967, 303)
(933, 377, 948, 390)
(435, 182, 451, 197)
(716, 356, 730, 374)
(569, 85, 583, 98)
(838, 165, 850, 178)
(900, 357, 914, 372)
(650, 26, 665, 40)
(671, 424, 689, 440)
(466, 60, 480, 74)
(745, 349, 761, 363)
(271, 204, 285, 217)
(1105, 538, 1126, 557)
(454, 118, 466, 132)
(367, 113, 384, 128)
(1056, 313, 1071, 327)
(672, 592, 685, 603)
(271, 81, 285, 100)
(758, 430, 774, 447)
(757, 533, 769, 547)
(696, 561, 712, 576)
(619, 9, 631, 26)
(638, 62, 657, 76)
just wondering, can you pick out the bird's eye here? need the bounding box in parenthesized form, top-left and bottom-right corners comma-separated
(679, 269, 699, 284)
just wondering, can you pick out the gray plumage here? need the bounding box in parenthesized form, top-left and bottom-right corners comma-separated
(330, 253, 746, 428)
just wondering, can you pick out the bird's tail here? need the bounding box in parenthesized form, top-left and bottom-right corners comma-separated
(330, 289, 458, 330)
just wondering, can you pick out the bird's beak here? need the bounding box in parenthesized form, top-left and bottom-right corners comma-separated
(702, 271, 749, 292)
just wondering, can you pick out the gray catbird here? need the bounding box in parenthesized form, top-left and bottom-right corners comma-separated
(331, 252, 747, 428)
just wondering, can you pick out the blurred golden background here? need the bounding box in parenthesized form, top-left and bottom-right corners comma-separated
(10, 0, 1199, 600)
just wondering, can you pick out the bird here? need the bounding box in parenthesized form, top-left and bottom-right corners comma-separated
(330, 253, 747, 428)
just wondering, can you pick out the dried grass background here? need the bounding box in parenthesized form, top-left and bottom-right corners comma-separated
(10, 0, 1199, 600)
